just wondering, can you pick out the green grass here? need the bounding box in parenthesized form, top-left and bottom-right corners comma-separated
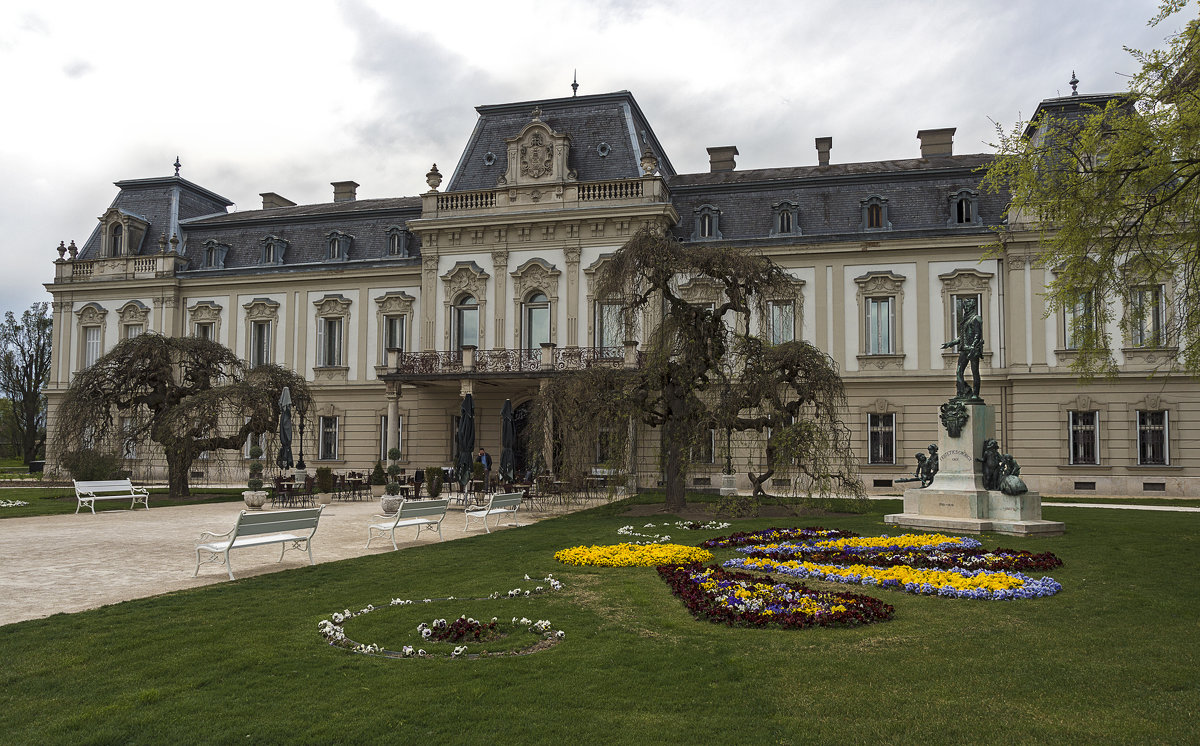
(0, 487, 244, 518)
(0, 501, 1196, 743)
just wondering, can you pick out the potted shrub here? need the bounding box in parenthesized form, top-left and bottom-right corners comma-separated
(424, 466, 443, 498)
(369, 461, 387, 497)
(315, 466, 334, 505)
(243, 444, 268, 509)
(381, 480, 403, 514)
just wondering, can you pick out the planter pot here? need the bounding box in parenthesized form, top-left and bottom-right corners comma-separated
(317, 492, 334, 506)
(370, 484, 386, 497)
(242, 490, 269, 510)
(380, 495, 403, 514)
(720, 473, 738, 497)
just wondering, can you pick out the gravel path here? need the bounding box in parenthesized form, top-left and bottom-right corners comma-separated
(0, 498, 551, 627)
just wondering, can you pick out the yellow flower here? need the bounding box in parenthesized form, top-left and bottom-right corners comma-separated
(554, 543, 713, 567)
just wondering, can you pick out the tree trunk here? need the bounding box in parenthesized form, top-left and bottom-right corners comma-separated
(164, 444, 192, 499)
(19, 396, 40, 464)
(661, 384, 688, 513)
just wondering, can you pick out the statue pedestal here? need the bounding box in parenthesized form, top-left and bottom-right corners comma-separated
(885, 403, 1064, 537)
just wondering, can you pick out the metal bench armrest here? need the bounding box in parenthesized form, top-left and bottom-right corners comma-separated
(198, 527, 236, 543)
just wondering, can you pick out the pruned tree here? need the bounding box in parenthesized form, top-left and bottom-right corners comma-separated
(53, 333, 311, 498)
(0, 302, 52, 464)
(532, 227, 862, 512)
(982, 1, 1200, 377)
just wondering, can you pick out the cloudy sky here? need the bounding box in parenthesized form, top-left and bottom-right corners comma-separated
(0, 0, 1180, 315)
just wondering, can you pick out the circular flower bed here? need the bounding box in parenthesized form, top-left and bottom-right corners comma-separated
(700, 526, 858, 549)
(554, 542, 713, 567)
(726, 556, 1062, 600)
(318, 574, 566, 659)
(657, 563, 894, 628)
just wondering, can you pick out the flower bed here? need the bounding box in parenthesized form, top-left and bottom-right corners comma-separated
(700, 526, 858, 549)
(616, 520, 732, 544)
(742, 544, 1063, 572)
(555, 543, 713, 567)
(318, 574, 566, 659)
(726, 556, 1062, 600)
(0, 500, 29, 508)
(657, 563, 894, 628)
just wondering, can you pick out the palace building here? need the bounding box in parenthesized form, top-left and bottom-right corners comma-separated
(43, 88, 1197, 496)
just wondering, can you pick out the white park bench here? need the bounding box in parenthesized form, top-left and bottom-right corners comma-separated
(73, 479, 150, 514)
(366, 498, 450, 550)
(464, 492, 522, 533)
(194, 506, 323, 580)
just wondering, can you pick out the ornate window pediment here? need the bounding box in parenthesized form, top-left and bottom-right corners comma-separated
(313, 294, 352, 318)
(676, 276, 725, 306)
(118, 300, 150, 326)
(243, 297, 281, 322)
(854, 271, 906, 368)
(510, 258, 561, 302)
(189, 300, 222, 323)
(375, 291, 415, 316)
(441, 261, 490, 302)
(75, 302, 109, 325)
(770, 200, 801, 237)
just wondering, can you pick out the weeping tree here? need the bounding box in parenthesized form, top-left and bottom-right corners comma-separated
(54, 333, 311, 498)
(532, 227, 862, 512)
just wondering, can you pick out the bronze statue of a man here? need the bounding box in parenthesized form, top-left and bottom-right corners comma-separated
(942, 297, 984, 401)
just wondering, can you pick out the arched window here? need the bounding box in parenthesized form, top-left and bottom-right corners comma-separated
(948, 189, 981, 227)
(524, 292, 550, 352)
(454, 295, 479, 351)
(329, 237, 341, 260)
(110, 224, 123, 257)
(692, 204, 722, 240)
(700, 213, 713, 238)
(861, 196, 891, 231)
(867, 204, 883, 229)
(778, 210, 792, 234)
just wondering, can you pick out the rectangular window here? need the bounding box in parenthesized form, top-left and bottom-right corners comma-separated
(769, 301, 795, 345)
(382, 314, 405, 356)
(865, 297, 893, 355)
(83, 326, 101, 368)
(1068, 410, 1099, 465)
(950, 294, 982, 342)
(120, 416, 137, 459)
(1137, 410, 1168, 465)
(379, 414, 403, 461)
(868, 413, 895, 465)
(194, 322, 213, 341)
(1130, 286, 1164, 347)
(1064, 293, 1094, 350)
(596, 302, 623, 354)
(691, 426, 716, 464)
(124, 324, 143, 340)
(251, 321, 272, 367)
(317, 317, 343, 366)
(319, 416, 339, 460)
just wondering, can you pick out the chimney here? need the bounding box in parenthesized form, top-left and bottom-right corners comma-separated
(815, 136, 832, 167)
(706, 146, 739, 172)
(332, 180, 359, 202)
(260, 192, 297, 210)
(917, 128, 955, 158)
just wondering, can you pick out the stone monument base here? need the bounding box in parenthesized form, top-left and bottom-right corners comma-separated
(885, 487, 1064, 536)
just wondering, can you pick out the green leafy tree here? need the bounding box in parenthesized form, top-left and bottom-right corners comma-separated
(983, 1, 1200, 376)
(533, 228, 862, 512)
(53, 333, 311, 498)
(0, 303, 52, 464)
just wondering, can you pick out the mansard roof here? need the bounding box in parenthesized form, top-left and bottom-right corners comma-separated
(77, 176, 233, 260)
(446, 90, 676, 192)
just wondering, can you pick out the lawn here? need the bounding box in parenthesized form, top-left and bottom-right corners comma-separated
(0, 487, 244, 518)
(0, 499, 1196, 744)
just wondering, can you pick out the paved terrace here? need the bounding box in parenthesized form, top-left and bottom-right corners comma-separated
(0, 496, 570, 627)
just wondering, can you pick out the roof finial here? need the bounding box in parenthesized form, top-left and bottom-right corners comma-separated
(571, 70, 578, 97)
(1069, 71, 1079, 96)
(173, 156, 181, 177)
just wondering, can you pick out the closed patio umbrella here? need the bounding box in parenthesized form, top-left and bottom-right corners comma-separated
(455, 394, 475, 491)
(499, 398, 516, 484)
(277, 386, 294, 470)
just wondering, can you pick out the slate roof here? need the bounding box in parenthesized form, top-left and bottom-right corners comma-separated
(78, 177, 232, 260)
(667, 154, 1008, 243)
(447, 91, 676, 192)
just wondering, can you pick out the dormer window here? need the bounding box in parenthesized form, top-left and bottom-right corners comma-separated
(326, 230, 352, 262)
(948, 189, 982, 227)
(109, 224, 123, 257)
(385, 225, 410, 257)
(770, 200, 801, 236)
(260, 235, 287, 266)
(198, 239, 229, 269)
(693, 204, 723, 241)
(861, 196, 891, 231)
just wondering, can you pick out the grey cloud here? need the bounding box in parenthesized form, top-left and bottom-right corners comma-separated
(63, 59, 93, 79)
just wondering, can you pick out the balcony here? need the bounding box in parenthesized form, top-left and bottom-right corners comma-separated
(54, 253, 185, 284)
(419, 176, 671, 219)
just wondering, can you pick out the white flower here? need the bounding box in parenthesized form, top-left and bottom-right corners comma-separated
(524, 574, 532, 580)
(421, 628, 432, 639)
(402, 646, 414, 657)
(417, 649, 427, 657)
(331, 612, 345, 624)
(520, 617, 532, 626)
(452, 646, 467, 657)
(555, 630, 565, 639)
